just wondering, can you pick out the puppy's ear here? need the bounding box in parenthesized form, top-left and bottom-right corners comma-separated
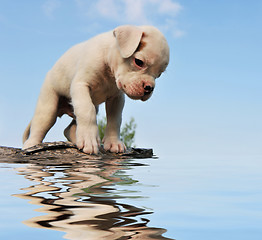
(113, 25, 143, 58)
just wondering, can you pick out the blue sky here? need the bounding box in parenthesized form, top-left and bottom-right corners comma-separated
(0, 0, 261, 157)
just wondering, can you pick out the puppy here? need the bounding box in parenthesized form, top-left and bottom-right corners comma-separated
(23, 25, 170, 154)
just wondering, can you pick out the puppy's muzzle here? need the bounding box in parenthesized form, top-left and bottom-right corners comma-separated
(144, 85, 154, 95)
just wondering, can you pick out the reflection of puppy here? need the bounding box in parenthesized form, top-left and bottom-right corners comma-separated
(23, 25, 170, 154)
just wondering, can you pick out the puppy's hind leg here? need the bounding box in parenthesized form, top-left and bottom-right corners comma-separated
(64, 106, 99, 147)
(23, 81, 59, 149)
(64, 119, 77, 144)
(22, 121, 31, 144)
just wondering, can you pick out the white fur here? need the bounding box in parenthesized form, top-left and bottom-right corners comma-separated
(23, 25, 170, 154)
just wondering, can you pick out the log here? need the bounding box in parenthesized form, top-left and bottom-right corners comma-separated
(0, 141, 154, 165)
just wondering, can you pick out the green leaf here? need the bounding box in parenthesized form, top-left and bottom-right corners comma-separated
(97, 116, 136, 148)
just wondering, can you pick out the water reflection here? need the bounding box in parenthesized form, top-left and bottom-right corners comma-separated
(13, 158, 172, 240)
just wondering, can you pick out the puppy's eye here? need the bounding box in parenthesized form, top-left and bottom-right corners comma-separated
(134, 58, 144, 68)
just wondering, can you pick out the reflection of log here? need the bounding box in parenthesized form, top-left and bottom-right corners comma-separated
(0, 141, 154, 165)
(13, 158, 172, 240)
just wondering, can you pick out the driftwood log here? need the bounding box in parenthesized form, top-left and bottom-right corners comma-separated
(0, 141, 154, 165)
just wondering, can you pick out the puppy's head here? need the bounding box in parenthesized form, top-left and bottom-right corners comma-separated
(113, 25, 169, 101)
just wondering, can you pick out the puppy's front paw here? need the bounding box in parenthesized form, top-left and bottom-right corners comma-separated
(103, 137, 126, 153)
(76, 125, 100, 154)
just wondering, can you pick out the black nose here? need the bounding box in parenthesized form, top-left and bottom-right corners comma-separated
(144, 85, 154, 95)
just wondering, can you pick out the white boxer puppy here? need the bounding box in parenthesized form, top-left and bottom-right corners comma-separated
(23, 25, 170, 154)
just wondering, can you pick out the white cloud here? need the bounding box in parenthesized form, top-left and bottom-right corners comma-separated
(160, 18, 186, 39)
(157, 0, 182, 15)
(75, 0, 185, 38)
(42, 0, 61, 19)
(93, 0, 149, 25)
(96, 0, 117, 18)
(124, 0, 149, 24)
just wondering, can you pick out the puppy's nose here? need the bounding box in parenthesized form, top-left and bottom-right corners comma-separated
(144, 85, 154, 95)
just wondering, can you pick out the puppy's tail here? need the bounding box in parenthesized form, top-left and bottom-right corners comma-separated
(22, 121, 31, 143)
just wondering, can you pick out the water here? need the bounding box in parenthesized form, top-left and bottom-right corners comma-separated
(0, 155, 262, 240)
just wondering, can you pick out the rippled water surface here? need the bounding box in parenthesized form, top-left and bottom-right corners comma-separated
(0, 155, 262, 240)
